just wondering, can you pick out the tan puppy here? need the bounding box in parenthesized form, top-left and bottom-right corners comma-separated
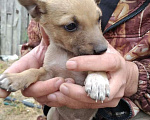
(0, 0, 109, 119)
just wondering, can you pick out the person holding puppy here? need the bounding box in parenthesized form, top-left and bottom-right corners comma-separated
(0, 0, 150, 120)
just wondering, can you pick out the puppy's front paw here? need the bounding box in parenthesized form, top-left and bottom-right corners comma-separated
(85, 72, 109, 102)
(0, 73, 29, 92)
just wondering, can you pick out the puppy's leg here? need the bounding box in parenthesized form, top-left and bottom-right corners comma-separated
(0, 67, 46, 92)
(47, 108, 65, 120)
(85, 72, 110, 102)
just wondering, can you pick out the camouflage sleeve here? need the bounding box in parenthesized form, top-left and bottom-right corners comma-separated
(130, 59, 150, 115)
(21, 19, 42, 56)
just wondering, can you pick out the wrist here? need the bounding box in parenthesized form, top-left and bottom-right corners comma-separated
(124, 61, 139, 97)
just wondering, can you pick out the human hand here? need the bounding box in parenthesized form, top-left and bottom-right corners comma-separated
(0, 26, 49, 98)
(22, 44, 139, 109)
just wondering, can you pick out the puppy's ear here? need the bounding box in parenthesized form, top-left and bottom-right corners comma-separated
(18, 0, 46, 21)
(94, 0, 101, 4)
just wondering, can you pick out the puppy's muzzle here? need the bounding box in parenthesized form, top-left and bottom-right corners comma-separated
(93, 47, 107, 55)
(77, 44, 107, 56)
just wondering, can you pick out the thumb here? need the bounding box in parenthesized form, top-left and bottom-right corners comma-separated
(22, 77, 65, 97)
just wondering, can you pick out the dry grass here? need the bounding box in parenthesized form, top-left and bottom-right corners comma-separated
(0, 60, 10, 74)
(0, 60, 43, 120)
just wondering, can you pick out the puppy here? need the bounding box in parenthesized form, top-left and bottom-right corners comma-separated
(0, 0, 109, 119)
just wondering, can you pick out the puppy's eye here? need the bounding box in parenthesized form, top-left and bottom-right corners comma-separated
(64, 23, 77, 32)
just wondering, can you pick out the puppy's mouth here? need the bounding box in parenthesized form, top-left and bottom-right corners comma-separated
(73, 47, 107, 56)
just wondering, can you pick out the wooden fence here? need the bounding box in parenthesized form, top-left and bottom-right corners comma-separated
(0, 0, 30, 55)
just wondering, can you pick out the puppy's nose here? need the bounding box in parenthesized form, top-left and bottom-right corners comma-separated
(94, 48, 107, 55)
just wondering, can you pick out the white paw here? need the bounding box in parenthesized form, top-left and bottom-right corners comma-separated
(85, 72, 110, 102)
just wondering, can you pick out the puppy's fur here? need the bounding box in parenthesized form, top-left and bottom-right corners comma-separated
(0, 0, 109, 120)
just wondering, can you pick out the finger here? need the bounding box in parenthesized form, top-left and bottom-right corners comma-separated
(30, 78, 74, 100)
(47, 91, 88, 109)
(66, 53, 121, 72)
(0, 88, 10, 98)
(5, 46, 45, 73)
(107, 43, 119, 54)
(47, 91, 120, 109)
(22, 77, 65, 97)
(34, 96, 49, 104)
(65, 78, 75, 83)
(46, 99, 119, 109)
(59, 83, 110, 104)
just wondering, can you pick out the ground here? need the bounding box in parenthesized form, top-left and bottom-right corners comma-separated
(0, 60, 43, 120)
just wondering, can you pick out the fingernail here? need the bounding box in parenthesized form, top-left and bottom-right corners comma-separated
(47, 94, 57, 101)
(60, 84, 69, 95)
(66, 61, 77, 70)
(65, 78, 74, 83)
(55, 79, 64, 89)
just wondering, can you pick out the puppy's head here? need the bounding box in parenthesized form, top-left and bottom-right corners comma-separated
(19, 0, 107, 55)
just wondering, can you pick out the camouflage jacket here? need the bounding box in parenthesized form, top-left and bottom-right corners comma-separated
(22, 0, 150, 119)
(97, 0, 150, 119)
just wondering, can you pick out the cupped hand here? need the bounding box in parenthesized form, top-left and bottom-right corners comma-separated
(22, 44, 139, 109)
(0, 26, 49, 98)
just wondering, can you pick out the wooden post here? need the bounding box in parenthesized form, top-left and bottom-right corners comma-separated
(0, 0, 29, 55)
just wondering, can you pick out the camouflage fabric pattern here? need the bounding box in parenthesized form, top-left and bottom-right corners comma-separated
(104, 0, 150, 116)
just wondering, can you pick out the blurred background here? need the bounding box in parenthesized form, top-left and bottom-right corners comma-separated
(0, 0, 42, 120)
(0, 0, 30, 56)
